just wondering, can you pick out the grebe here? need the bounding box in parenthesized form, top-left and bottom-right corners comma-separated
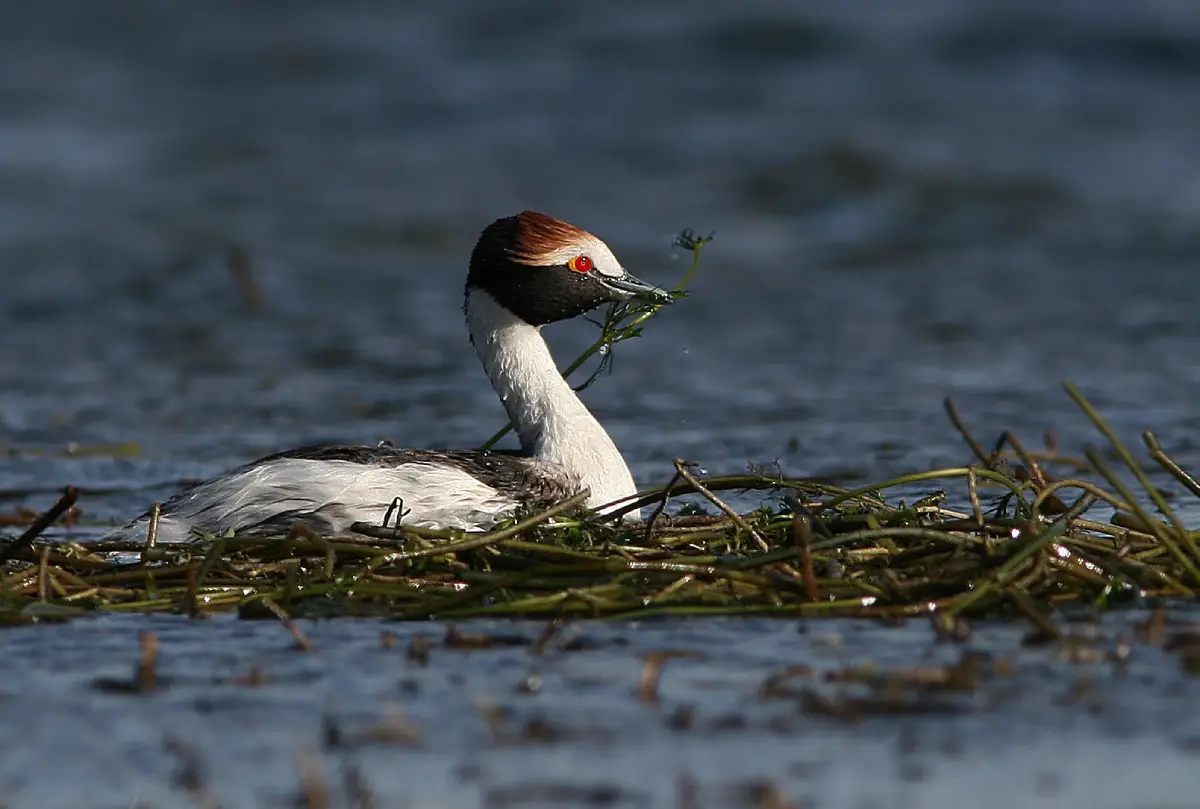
(106, 212, 670, 544)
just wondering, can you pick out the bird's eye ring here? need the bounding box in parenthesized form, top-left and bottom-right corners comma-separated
(568, 255, 593, 273)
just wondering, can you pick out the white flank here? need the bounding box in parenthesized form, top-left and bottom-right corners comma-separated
(111, 458, 519, 543)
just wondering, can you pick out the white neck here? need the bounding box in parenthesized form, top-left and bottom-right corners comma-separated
(464, 288, 638, 514)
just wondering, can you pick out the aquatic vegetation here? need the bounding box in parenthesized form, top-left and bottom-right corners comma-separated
(2, 232, 1199, 624)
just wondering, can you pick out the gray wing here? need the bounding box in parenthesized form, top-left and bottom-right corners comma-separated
(260, 445, 578, 505)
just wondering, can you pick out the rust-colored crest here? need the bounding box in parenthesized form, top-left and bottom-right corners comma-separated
(510, 211, 590, 264)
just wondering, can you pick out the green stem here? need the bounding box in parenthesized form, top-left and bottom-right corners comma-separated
(1064, 382, 1200, 584)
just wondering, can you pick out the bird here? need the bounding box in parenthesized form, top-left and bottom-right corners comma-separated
(105, 211, 672, 544)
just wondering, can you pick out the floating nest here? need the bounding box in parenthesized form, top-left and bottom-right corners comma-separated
(1, 384, 1198, 625)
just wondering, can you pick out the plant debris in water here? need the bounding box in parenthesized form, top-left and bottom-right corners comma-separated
(3, 232, 1200, 623)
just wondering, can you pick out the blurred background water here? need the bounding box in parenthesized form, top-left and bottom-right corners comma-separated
(3, 0, 1200, 806)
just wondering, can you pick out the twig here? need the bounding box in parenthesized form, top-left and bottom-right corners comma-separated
(643, 467, 684, 542)
(943, 397, 991, 466)
(967, 468, 984, 534)
(531, 616, 566, 656)
(673, 460, 768, 551)
(138, 630, 159, 692)
(0, 485, 79, 562)
(789, 502, 819, 603)
(261, 598, 312, 651)
(193, 538, 226, 598)
(1003, 431, 1050, 490)
(184, 565, 200, 618)
(1144, 431, 1200, 500)
(146, 502, 160, 549)
(38, 547, 49, 602)
(637, 651, 699, 704)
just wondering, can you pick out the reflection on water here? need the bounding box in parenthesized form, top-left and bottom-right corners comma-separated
(1, 613, 1199, 808)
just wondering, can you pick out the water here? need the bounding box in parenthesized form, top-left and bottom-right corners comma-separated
(3, 0, 1200, 805)
(2, 612, 1199, 808)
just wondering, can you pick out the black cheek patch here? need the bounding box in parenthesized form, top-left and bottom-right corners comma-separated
(483, 265, 614, 326)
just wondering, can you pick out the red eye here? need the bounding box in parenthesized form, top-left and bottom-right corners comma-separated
(568, 255, 593, 273)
